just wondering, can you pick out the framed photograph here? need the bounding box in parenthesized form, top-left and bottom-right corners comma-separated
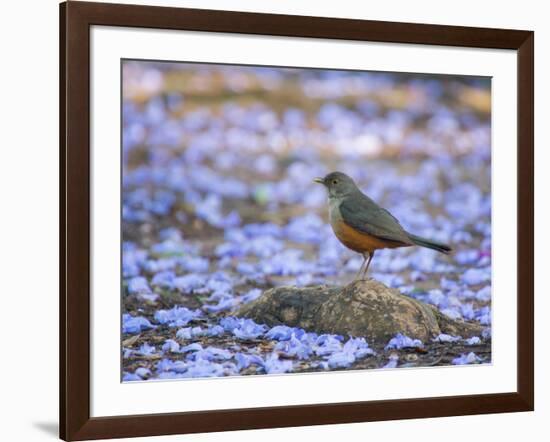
(60, 1, 534, 440)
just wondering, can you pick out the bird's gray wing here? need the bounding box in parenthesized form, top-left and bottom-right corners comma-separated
(339, 196, 413, 245)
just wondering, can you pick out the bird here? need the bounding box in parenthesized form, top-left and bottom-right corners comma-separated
(314, 171, 451, 280)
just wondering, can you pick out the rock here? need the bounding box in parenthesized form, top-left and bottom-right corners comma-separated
(236, 279, 484, 345)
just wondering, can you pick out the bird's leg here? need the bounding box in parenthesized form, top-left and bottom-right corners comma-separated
(354, 252, 369, 281)
(362, 250, 375, 279)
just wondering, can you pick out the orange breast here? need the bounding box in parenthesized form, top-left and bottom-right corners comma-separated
(331, 219, 405, 253)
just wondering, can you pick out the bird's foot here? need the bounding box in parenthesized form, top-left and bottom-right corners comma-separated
(354, 276, 373, 282)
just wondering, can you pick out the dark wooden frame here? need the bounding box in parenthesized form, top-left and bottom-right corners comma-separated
(60, 1, 534, 440)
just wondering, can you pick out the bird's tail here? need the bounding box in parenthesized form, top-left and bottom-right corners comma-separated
(408, 234, 452, 254)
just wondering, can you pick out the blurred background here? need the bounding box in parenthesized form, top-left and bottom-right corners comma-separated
(121, 60, 492, 379)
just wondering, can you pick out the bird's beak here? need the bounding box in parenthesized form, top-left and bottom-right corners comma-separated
(313, 177, 325, 185)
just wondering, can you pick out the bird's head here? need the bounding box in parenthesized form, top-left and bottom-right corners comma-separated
(313, 171, 359, 198)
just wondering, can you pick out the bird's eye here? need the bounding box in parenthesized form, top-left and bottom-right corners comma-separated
(332, 180, 338, 185)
